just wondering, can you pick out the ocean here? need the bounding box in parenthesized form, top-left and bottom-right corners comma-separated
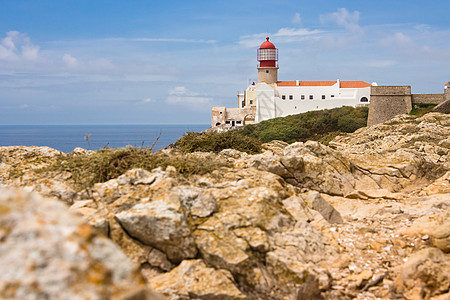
(0, 124, 209, 153)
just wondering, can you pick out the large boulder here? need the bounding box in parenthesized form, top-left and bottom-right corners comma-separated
(0, 187, 161, 300)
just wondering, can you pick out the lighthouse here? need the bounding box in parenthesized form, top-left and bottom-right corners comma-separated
(211, 36, 373, 128)
(257, 37, 278, 84)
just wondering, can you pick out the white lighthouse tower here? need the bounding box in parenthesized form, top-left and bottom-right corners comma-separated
(257, 37, 278, 84)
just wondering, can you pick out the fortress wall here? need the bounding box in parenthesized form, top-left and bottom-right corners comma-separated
(367, 86, 412, 126)
(433, 100, 450, 113)
(370, 86, 411, 96)
(434, 88, 450, 113)
(411, 93, 445, 104)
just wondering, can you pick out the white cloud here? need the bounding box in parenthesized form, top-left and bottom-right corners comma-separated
(292, 13, 302, 25)
(0, 31, 20, 60)
(169, 86, 188, 96)
(377, 31, 450, 61)
(320, 8, 362, 34)
(166, 86, 212, 109)
(62, 53, 78, 68)
(239, 27, 323, 48)
(102, 37, 216, 44)
(88, 58, 115, 70)
(378, 32, 413, 48)
(22, 43, 40, 60)
(0, 31, 40, 61)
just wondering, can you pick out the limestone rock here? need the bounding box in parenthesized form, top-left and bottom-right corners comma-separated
(431, 220, 450, 253)
(0, 146, 62, 182)
(261, 140, 289, 155)
(331, 113, 450, 188)
(115, 200, 197, 263)
(0, 187, 160, 300)
(301, 190, 343, 224)
(149, 259, 247, 300)
(422, 171, 450, 196)
(189, 168, 335, 299)
(219, 148, 248, 161)
(175, 186, 217, 218)
(394, 248, 450, 299)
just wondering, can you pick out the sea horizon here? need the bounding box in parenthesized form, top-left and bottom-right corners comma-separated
(0, 124, 210, 153)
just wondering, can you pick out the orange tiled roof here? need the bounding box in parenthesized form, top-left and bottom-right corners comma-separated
(276, 80, 371, 88)
(277, 81, 337, 86)
(339, 81, 372, 88)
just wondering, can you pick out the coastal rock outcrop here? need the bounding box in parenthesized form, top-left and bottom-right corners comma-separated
(1, 112, 449, 299)
(84, 167, 336, 299)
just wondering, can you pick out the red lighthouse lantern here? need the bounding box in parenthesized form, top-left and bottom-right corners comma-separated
(257, 37, 279, 84)
(257, 37, 278, 67)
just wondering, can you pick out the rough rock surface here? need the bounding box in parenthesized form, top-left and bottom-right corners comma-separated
(394, 248, 450, 299)
(0, 112, 449, 299)
(149, 259, 248, 300)
(0, 187, 161, 300)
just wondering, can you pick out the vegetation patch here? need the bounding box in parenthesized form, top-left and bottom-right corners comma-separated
(410, 103, 437, 116)
(175, 130, 263, 154)
(239, 106, 368, 144)
(43, 147, 231, 190)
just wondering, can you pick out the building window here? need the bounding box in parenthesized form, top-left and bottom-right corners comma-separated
(322, 95, 325, 100)
(250, 100, 253, 104)
(266, 70, 269, 73)
(309, 95, 313, 100)
(331, 95, 335, 98)
(219, 111, 223, 114)
(242, 101, 245, 108)
(289, 95, 293, 100)
(301, 95, 305, 100)
(236, 121, 242, 124)
(360, 97, 369, 102)
(282, 95, 286, 100)
(225, 121, 230, 124)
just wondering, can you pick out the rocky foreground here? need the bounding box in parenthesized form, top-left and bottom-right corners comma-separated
(0, 112, 449, 300)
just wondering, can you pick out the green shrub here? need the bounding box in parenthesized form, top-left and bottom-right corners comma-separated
(239, 106, 368, 144)
(175, 130, 262, 154)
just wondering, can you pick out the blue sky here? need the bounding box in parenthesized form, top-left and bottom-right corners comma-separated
(1, 0, 449, 124)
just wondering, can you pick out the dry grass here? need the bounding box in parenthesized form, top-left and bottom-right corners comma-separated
(43, 147, 231, 190)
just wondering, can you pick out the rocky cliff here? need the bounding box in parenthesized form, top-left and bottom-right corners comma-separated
(0, 112, 449, 300)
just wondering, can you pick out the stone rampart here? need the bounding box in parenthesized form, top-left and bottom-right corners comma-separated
(412, 94, 445, 104)
(367, 86, 412, 126)
(433, 100, 450, 113)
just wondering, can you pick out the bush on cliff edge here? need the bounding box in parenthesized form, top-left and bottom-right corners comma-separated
(175, 130, 263, 154)
(240, 106, 368, 144)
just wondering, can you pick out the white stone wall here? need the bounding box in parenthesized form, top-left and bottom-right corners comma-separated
(255, 83, 370, 122)
(255, 84, 276, 123)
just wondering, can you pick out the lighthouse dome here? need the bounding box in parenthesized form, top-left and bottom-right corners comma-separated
(260, 37, 276, 49)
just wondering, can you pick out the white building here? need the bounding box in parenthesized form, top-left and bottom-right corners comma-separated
(211, 37, 372, 127)
(254, 80, 371, 122)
